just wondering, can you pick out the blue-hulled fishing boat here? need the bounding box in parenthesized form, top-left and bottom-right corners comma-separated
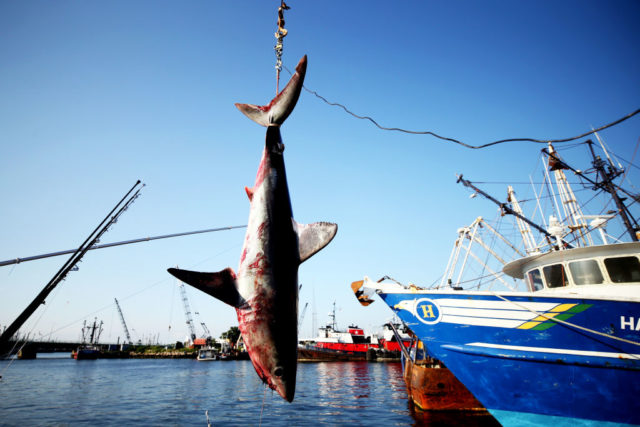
(352, 141, 640, 425)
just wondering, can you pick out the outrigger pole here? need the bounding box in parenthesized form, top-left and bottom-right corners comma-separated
(0, 225, 247, 267)
(0, 180, 144, 348)
(456, 175, 573, 250)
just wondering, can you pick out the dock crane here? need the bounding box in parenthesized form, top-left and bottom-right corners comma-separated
(177, 278, 197, 343)
(200, 319, 211, 338)
(114, 298, 133, 345)
(194, 311, 212, 340)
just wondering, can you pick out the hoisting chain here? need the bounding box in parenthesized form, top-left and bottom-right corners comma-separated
(274, 1, 290, 94)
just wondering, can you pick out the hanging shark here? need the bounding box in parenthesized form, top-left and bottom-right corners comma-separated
(168, 55, 337, 402)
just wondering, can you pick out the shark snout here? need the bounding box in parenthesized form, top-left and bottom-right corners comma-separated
(271, 364, 296, 402)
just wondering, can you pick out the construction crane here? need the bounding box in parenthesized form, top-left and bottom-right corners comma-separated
(200, 321, 211, 338)
(114, 298, 133, 345)
(194, 311, 212, 338)
(177, 279, 197, 342)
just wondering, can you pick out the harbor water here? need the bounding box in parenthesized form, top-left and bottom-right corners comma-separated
(0, 354, 498, 426)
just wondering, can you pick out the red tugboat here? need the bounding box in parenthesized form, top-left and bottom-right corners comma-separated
(298, 303, 410, 361)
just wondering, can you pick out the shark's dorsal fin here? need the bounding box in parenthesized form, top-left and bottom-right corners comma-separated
(235, 55, 307, 127)
(245, 186, 254, 202)
(294, 220, 338, 263)
(167, 267, 244, 308)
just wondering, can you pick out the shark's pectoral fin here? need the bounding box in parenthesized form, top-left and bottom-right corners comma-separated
(167, 267, 244, 308)
(294, 220, 338, 263)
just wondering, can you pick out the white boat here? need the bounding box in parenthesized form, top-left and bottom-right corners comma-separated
(196, 347, 218, 361)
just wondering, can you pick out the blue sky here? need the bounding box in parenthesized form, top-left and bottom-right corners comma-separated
(1, 1, 639, 343)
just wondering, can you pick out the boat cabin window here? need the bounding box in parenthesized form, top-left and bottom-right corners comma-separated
(604, 256, 640, 283)
(542, 264, 568, 288)
(526, 269, 544, 291)
(568, 259, 604, 285)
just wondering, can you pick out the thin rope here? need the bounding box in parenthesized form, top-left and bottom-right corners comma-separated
(1, 275, 66, 377)
(620, 136, 640, 185)
(259, 384, 268, 426)
(284, 65, 640, 150)
(305, 83, 640, 149)
(492, 292, 640, 351)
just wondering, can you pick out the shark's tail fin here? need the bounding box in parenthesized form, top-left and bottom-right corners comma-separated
(235, 55, 307, 127)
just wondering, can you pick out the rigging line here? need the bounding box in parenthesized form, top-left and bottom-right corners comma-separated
(492, 292, 640, 352)
(621, 136, 640, 184)
(516, 187, 593, 206)
(1, 278, 64, 375)
(456, 271, 509, 287)
(284, 66, 640, 149)
(473, 181, 577, 185)
(613, 150, 640, 173)
(469, 275, 504, 291)
(0, 339, 29, 377)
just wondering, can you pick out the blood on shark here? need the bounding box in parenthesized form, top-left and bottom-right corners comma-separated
(168, 55, 337, 402)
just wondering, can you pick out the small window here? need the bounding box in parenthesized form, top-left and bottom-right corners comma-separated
(527, 269, 544, 291)
(604, 256, 640, 283)
(543, 264, 569, 288)
(568, 259, 604, 285)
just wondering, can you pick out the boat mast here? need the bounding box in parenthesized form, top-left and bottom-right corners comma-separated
(329, 302, 337, 331)
(587, 141, 639, 241)
(542, 141, 639, 242)
(507, 186, 540, 254)
(80, 320, 88, 344)
(545, 144, 592, 247)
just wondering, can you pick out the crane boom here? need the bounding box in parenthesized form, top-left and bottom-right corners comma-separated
(299, 302, 309, 325)
(194, 311, 212, 338)
(177, 279, 197, 342)
(200, 322, 211, 337)
(114, 298, 133, 345)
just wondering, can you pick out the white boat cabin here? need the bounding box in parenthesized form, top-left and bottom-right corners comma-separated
(503, 242, 640, 295)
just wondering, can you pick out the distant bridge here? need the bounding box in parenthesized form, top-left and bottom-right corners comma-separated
(1, 340, 118, 359)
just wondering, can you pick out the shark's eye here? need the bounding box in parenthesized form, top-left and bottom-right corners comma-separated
(274, 366, 284, 377)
